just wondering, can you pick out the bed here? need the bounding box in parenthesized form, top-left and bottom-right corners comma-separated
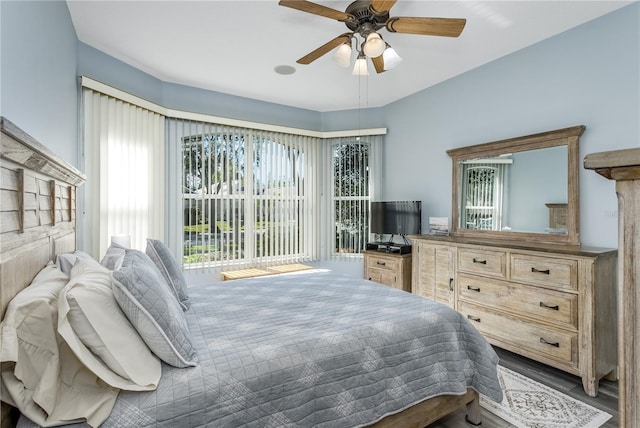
(0, 116, 503, 428)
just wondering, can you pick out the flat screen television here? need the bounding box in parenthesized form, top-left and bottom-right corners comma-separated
(370, 201, 422, 236)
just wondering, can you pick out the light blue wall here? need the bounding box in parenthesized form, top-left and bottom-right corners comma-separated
(78, 43, 324, 131)
(78, 43, 164, 108)
(0, 0, 79, 166)
(382, 3, 639, 248)
(79, 43, 387, 134)
(320, 107, 386, 131)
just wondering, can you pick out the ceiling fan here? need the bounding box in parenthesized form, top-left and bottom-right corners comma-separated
(278, 0, 466, 75)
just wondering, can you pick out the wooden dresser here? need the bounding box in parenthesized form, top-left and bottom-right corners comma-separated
(363, 250, 412, 292)
(585, 148, 640, 427)
(411, 235, 617, 397)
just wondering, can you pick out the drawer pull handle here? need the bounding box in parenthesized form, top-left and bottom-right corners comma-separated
(539, 302, 559, 311)
(472, 258, 487, 265)
(531, 267, 550, 274)
(467, 285, 481, 292)
(540, 337, 560, 348)
(376, 261, 386, 266)
(467, 315, 481, 323)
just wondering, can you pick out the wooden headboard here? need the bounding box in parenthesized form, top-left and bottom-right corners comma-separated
(1, 116, 85, 317)
(1, 116, 86, 427)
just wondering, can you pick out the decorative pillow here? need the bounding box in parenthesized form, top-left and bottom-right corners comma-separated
(56, 250, 98, 275)
(112, 251, 197, 368)
(100, 243, 127, 270)
(57, 258, 161, 391)
(120, 247, 159, 271)
(0, 262, 118, 427)
(1, 263, 69, 357)
(146, 238, 190, 310)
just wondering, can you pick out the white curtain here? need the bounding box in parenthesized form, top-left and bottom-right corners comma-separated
(82, 88, 165, 258)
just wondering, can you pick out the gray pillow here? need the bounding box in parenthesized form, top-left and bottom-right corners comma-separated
(146, 239, 190, 311)
(100, 243, 127, 270)
(111, 251, 197, 368)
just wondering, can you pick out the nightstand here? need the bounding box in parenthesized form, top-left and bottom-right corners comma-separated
(363, 250, 412, 292)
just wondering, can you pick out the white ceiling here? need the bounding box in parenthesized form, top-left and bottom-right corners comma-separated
(66, 1, 633, 112)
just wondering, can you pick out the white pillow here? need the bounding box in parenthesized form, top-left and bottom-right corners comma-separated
(0, 262, 118, 427)
(57, 258, 161, 391)
(1, 262, 68, 363)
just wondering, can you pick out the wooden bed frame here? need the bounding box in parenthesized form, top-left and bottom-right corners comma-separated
(0, 116, 482, 428)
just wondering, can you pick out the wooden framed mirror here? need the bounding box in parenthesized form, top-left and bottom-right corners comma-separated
(447, 126, 584, 246)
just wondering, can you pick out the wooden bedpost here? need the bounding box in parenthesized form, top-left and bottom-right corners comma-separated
(465, 391, 482, 425)
(585, 148, 640, 428)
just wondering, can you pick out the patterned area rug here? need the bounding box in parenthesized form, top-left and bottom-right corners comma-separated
(480, 366, 612, 428)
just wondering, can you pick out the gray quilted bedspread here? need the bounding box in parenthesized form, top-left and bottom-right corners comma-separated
(19, 270, 502, 428)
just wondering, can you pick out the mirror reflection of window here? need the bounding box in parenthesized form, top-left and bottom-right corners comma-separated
(460, 157, 512, 231)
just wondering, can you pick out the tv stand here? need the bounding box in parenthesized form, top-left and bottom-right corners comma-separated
(366, 241, 412, 254)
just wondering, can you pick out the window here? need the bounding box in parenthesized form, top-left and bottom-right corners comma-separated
(460, 160, 510, 231)
(81, 78, 385, 269)
(329, 136, 382, 256)
(176, 119, 318, 269)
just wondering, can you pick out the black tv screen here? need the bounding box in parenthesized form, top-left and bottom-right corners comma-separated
(370, 201, 422, 235)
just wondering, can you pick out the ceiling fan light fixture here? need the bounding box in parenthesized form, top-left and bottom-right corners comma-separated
(333, 42, 352, 68)
(352, 55, 369, 76)
(382, 45, 403, 70)
(363, 32, 385, 58)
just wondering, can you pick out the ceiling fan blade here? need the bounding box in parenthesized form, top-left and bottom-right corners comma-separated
(297, 33, 352, 65)
(371, 55, 385, 74)
(370, 0, 397, 15)
(279, 0, 353, 22)
(386, 17, 466, 37)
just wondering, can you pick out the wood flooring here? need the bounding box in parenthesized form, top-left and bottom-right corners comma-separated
(426, 347, 619, 427)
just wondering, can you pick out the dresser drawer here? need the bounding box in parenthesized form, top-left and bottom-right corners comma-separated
(459, 301, 577, 366)
(366, 255, 399, 272)
(458, 273, 578, 329)
(511, 254, 577, 290)
(458, 248, 506, 278)
(367, 269, 397, 288)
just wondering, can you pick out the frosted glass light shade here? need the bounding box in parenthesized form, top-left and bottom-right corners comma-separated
(333, 43, 352, 68)
(363, 33, 385, 58)
(352, 57, 369, 75)
(383, 46, 403, 70)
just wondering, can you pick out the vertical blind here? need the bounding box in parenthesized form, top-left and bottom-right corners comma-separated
(82, 88, 165, 258)
(81, 77, 385, 269)
(171, 118, 320, 271)
(460, 160, 509, 231)
(326, 135, 382, 259)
